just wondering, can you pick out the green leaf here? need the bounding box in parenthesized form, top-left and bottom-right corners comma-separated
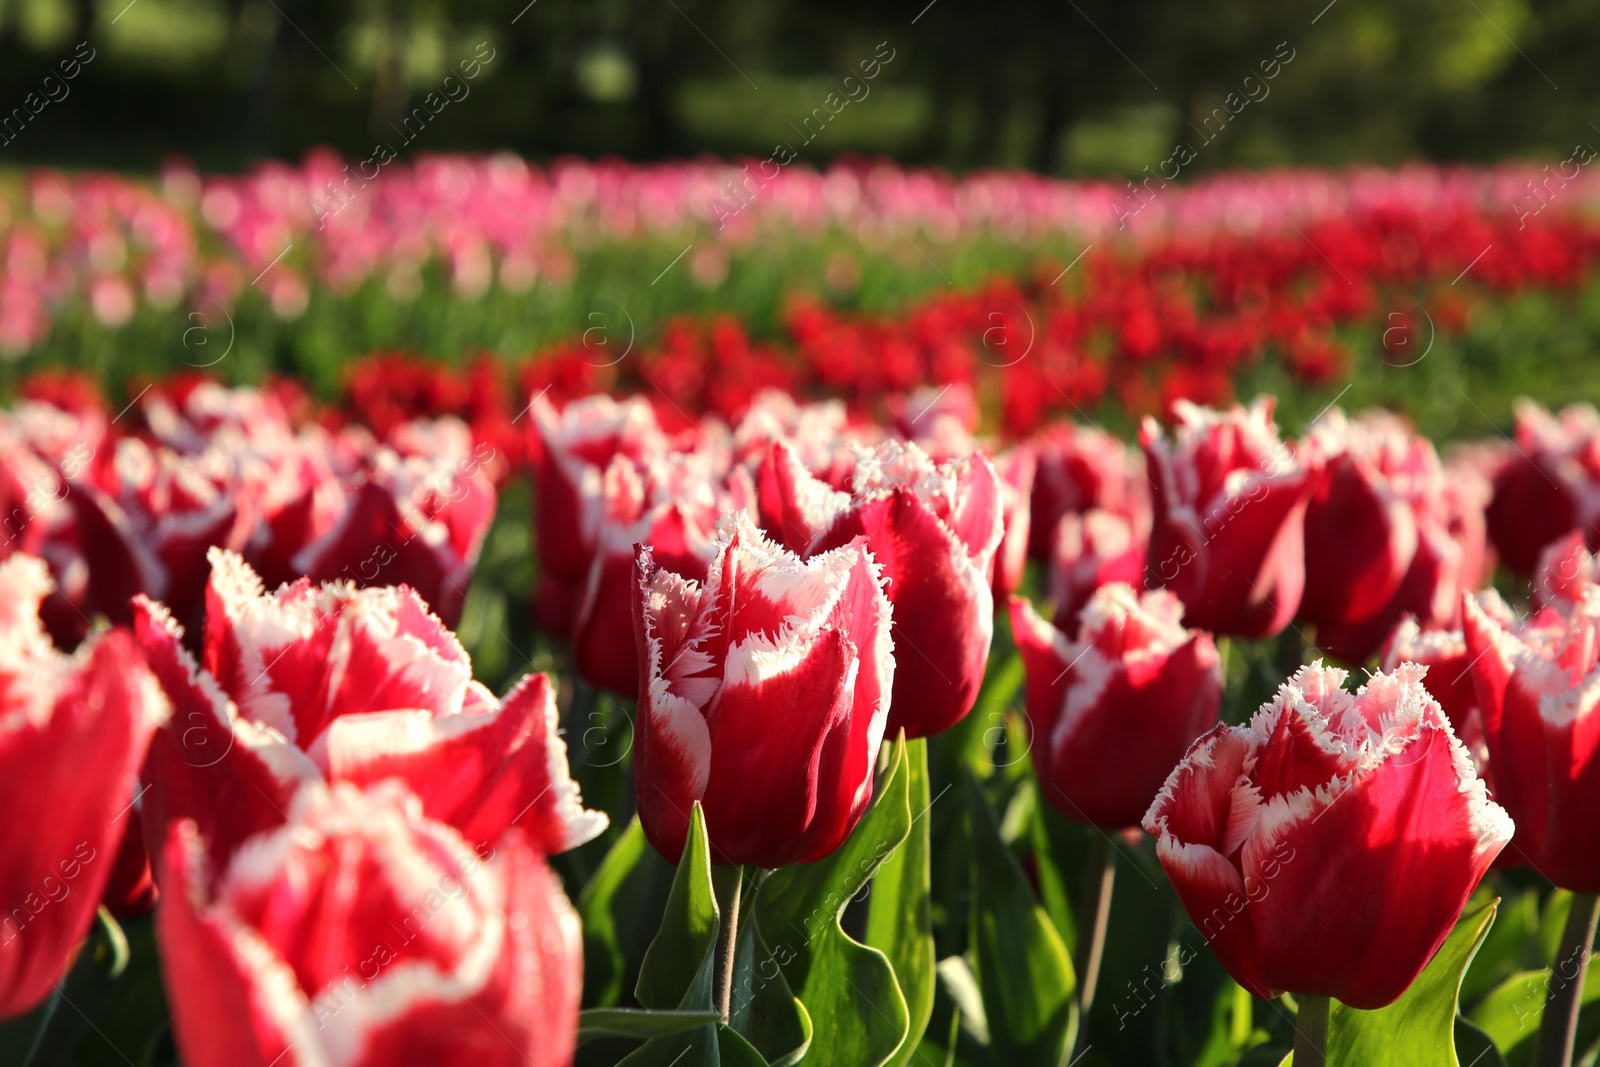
(1461, 889, 1542, 1009)
(9, 908, 135, 1067)
(637, 803, 720, 1011)
(756, 736, 914, 1067)
(866, 735, 937, 1067)
(580, 816, 673, 1007)
(727, 878, 813, 1066)
(936, 650, 1026, 787)
(1453, 1017, 1509, 1067)
(1027, 797, 1077, 959)
(1467, 962, 1600, 1066)
(1320, 898, 1498, 1067)
(580, 1007, 727, 1044)
(964, 772, 1076, 1067)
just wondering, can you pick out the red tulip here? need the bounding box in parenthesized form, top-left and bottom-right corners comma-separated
(1011, 584, 1221, 830)
(991, 446, 1036, 598)
(1048, 508, 1148, 631)
(1485, 400, 1600, 574)
(158, 781, 580, 1067)
(529, 393, 662, 584)
(0, 554, 167, 1018)
(1487, 582, 1600, 889)
(1299, 411, 1422, 627)
(1531, 530, 1600, 615)
(0, 400, 103, 646)
(1381, 619, 1482, 748)
(69, 436, 256, 631)
(1311, 425, 1491, 663)
(1028, 423, 1147, 559)
(1460, 589, 1565, 755)
(808, 441, 1005, 738)
(732, 390, 865, 490)
(571, 454, 752, 695)
(135, 549, 606, 875)
(632, 512, 893, 867)
(1144, 662, 1511, 1009)
(293, 419, 498, 628)
(1142, 398, 1319, 638)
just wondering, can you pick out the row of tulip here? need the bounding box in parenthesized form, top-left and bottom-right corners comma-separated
(4, 374, 1600, 1065)
(4, 157, 1600, 424)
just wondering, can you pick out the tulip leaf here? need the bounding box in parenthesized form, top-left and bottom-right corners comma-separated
(637, 802, 720, 1011)
(755, 736, 914, 1067)
(728, 879, 813, 1066)
(579, 1007, 728, 1044)
(964, 772, 1077, 1067)
(8, 907, 136, 1067)
(866, 734, 937, 1067)
(581, 816, 674, 1007)
(1466, 963, 1600, 1065)
(1317, 898, 1497, 1067)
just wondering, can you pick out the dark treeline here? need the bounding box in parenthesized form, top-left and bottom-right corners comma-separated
(0, 0, 1593, 174)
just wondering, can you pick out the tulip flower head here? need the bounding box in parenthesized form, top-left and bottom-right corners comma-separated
(1011, 583, 1222, 830)
(1490, 584, 1600, 890)
(1141, 397, 1319, 638)
(804, 439, 1005, 738)
(158, 781, 580, 1067)
(1144, 661, 1511, 1009)
(135, 549, 606, 876)
(632, 511, 894, 867)
(0, 554, 167, 1018)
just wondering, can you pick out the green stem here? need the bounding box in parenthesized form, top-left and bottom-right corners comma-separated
(1071, 834, 1117, 1057)
(1294, 994, 1330, 1067)
(1536, 892, 1600, 1067)
(711, 865, 745, 1022)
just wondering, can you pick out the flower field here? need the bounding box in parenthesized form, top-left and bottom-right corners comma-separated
(6, 155, 1600, 1067)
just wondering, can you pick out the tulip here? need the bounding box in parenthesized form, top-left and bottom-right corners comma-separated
(1048, 508, 1148, 631)
(1011, 584, 1221, 830)
(632, 511, 893, 867)
(292, 419, 498, 628)
(135, 549, 606, 875)
(1028, 423, 1147, 559)
(0, 554, 167, 1018)
(69, 436, 256, 632)
(991, 446, 1036, 598)
(528, 393, 662, 584)
(1299, 411, 1422, 628)
(1380, 618, 1483, 751)
(571, 453, 751, 695)
(806, 440, 1005, 738)
(1489, 584, 1600, 890)
(1485, 400, 1600, 574)
(1144, 662, 1511, 1009)
(1308, 418, 1491, 663)
(1141, 398, 1319, 638)
(158, 781, 580, 1067)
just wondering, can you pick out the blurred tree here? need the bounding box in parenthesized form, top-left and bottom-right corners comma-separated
(0, 0, 1588, 172)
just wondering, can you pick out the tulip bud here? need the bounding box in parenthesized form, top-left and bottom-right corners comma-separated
(157, 782, 580, 1067)
(1144, 662, 1511, 1009)
(632, 511, 893, 867)
(1011, 584, 1221, 830)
